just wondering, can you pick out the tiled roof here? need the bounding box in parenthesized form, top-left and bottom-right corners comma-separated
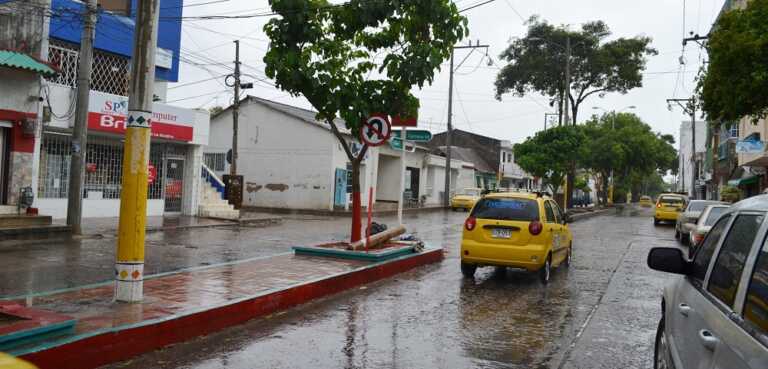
(0, 50, 57, 76)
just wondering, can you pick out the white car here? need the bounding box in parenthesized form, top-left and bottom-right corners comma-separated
(688, 204, 730, 257)
(649, 195, 768, 369)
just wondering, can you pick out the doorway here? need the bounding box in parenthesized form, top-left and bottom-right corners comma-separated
(406, 167, 420, 200)
(0, 125, 9, 205)
(164, 157, 184, 213)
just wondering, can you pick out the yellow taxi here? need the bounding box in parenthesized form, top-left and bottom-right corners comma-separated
(653, 193, 687, 225)
(0, 353, 37, 369)
(451, 188, 483, 211)
(639, 195, 653, 207)
(460, 192, 573, 283)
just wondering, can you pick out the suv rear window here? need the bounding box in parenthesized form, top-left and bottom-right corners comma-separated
(659, 196, 684, 205)
(704, 207, 728, 226)
(471, 198, 539, 222)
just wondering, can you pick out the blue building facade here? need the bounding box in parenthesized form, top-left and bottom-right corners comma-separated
(48, 0, 183, 82)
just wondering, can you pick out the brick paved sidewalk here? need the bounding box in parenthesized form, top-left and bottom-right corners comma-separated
(2, 247, 443, 369)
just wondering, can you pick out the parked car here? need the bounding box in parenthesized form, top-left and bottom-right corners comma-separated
(688, 204, 730, 256)
(639, 195, 654, 207)
(675, 200, 726, 243)
(648, 195, 768, 369)
(654, 193, 688, 225)
(450, 188, 482, 211)
(460, 192, 572, 283)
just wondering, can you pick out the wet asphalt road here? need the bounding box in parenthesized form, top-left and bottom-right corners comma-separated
(100, 206, 681, 369)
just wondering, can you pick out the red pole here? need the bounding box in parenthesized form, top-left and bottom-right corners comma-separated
(366, 187, 374, 251)
(351, 191, 362, 243)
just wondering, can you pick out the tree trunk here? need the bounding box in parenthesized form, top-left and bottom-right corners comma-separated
(350, 159, 362, 243)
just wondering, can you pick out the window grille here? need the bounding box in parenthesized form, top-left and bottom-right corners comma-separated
(204, 153, 225, 171)
(38, 134, 168, 199)
(46, 39, 130, 96)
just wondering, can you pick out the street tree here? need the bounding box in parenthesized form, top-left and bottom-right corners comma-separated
(494, 17, 656, 125)
(263, 0, 467, 242)
(580, 113, 676, 203)
(698, 0, 768, 123)
(513, 125, 585, 202)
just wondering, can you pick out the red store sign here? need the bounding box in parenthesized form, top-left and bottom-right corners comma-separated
(87, 92, 195, 142)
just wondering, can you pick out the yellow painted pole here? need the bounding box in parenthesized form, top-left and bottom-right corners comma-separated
(115, 0, 160, 303)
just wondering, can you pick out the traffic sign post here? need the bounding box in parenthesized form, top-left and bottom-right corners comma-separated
(360, 114, 391, 147)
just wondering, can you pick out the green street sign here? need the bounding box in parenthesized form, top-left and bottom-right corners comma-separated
(390, 136, 403, 150)
(391, 130, 432, 142)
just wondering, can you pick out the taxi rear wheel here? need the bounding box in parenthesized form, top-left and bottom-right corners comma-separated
(653, 218, 660, 226)
(539, 256, 551, 284)
(460, 263, 476, 278)
(565, 245, 572, 267)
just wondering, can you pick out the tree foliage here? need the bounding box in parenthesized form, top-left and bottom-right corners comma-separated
(699, 0, 768, 123)
(495, 17, 656, 124)
(579, 113, 677, 203)
(513, 125, 585, 195)
(263, 0, 467, 241)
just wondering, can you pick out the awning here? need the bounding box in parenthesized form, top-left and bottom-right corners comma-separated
(0, 50, 57, 77)
(728, 166, 760, 186)
(728, 176, 759, 186)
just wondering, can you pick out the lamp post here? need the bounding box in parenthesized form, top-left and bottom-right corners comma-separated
(592, 105, 636, 205)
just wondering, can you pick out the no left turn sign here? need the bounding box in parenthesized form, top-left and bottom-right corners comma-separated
(360, 114, 391, 147)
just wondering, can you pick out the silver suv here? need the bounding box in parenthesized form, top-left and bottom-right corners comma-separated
(648, 195, 768, 369)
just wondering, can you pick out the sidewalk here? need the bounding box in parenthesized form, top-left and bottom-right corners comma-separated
(5, 247, 443, 369)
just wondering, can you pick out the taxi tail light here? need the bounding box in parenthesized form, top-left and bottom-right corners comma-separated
(656, 203, 662, 208)
(529, 221, 543, 235)
(464, 217, 477, 231)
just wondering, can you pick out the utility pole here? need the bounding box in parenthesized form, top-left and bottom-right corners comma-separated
(563, 36, 571, 125)
(443, 41, 489, 207)
(231, 40, 240, 177)
(667, 98, 696, 199)
(66, 0, 97, 235)
(115, 0, 161, 303)
(222, 41, 249, 209)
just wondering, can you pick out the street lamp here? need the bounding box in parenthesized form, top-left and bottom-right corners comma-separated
(592, 105, 636, 205)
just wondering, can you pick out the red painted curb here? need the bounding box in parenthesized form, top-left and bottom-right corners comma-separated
(22, 249, 444, 369)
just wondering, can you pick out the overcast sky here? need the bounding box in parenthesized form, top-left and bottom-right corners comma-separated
(166, 0, 723, 148)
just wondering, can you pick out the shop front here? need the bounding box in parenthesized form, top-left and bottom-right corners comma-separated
(36, 88, 209, 218)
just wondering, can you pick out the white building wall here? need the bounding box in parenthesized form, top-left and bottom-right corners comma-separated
(36, 198, 164, 219)
(679, 120, 707, 195)
(207, 102, 336, 210)
(0, 69, 40, 114)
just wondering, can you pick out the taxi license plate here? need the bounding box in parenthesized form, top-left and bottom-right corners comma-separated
(492, 228, 512, 239)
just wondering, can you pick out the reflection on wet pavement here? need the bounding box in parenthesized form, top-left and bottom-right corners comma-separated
(104, 207, 677, 369)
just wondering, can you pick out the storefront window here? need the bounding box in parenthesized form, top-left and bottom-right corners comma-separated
(38, 134, 171, 200)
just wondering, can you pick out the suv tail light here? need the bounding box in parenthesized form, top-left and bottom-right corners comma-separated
(529, 221, 543, 235)
(464, 217, 477, 231)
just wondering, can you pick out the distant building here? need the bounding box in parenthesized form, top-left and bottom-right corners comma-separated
(678, 120, 707, 198)
(429, 129, 533, 190)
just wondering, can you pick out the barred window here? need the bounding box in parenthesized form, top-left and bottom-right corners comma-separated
(204, 153, 225, 171)
(38, 134, 169, 199)
(46, 39, 130, 96)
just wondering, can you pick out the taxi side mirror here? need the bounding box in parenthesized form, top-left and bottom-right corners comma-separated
(563, 213, 572, 224)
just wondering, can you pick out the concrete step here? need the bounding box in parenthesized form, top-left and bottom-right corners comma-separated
(0, 214, 53, 228)
(0, 205, 18, 215)
(200, 204, 236, 212)
(199, 209, 240, 220)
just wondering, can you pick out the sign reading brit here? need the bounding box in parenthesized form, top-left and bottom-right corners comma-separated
(87, 91, 195, 142)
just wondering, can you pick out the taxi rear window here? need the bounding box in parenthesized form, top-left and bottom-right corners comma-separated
(470, 198, 539, 221)
(659, 196, 684, 205)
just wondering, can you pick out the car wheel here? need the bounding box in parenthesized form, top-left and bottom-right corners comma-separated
(565, 244, 572, 267)
(460, 263, 476, 278)
(674, 228, 680, 239)
(688, 245, 695, 259)
(654, 316, 674, 369)
(539, 256, 551, 284)
(654, 218, 659, 226)
(681, 234, 689, 245)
